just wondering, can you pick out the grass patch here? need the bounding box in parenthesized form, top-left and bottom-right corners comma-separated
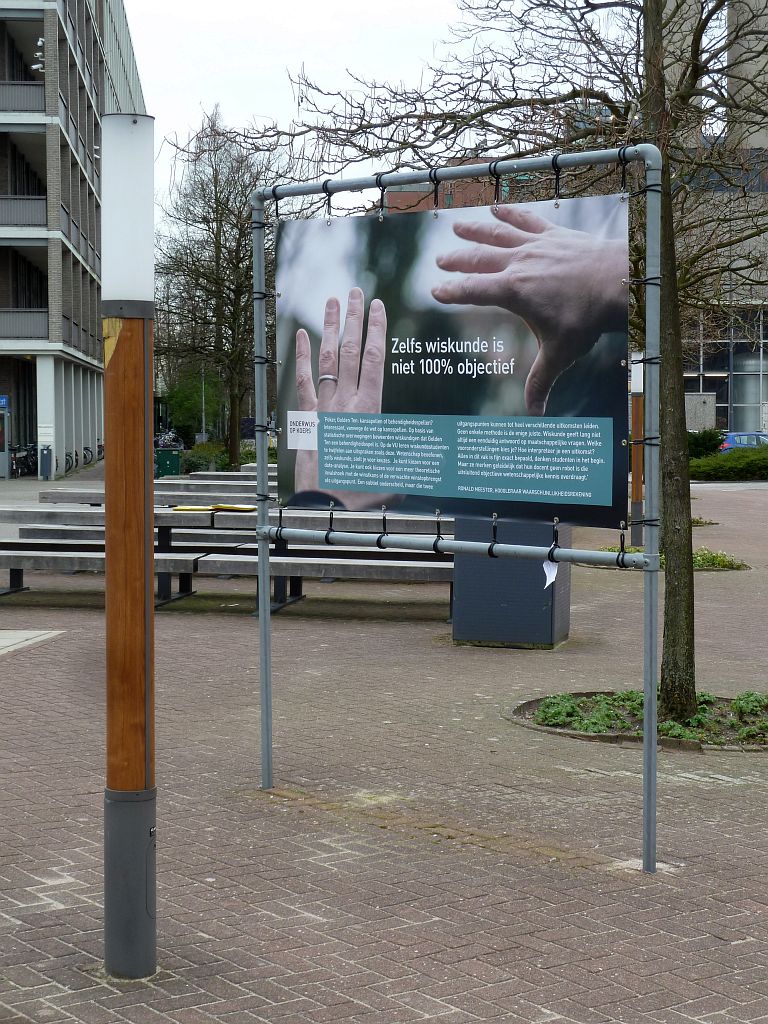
(690, 547, 748, 569)
(691, 516, 717, 527)
(600, 546, 748, 570)
(531, 690, 768, 746)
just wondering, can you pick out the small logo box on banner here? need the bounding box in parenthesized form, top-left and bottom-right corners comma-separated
(286, 411, 318, 450)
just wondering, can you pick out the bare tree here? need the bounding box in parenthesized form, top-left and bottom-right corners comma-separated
(156, 110, 278, 467)
(238, 0, 768, 720)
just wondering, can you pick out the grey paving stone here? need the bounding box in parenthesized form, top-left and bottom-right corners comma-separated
(0, 482, 767, 1023)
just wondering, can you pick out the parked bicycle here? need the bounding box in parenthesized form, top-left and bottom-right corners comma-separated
(24, 443, 37, 475)
(154, 429, 182, 449)
(83, 446, 93, 464)
(65, 450, 74, 473)
(97, 439, 104, 460)
(8, 444, 37, 477)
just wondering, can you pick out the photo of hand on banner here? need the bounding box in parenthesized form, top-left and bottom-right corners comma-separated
(294, 287, 390, 509)
(276, 194, 629, 527)
(431, 205, 627, 415)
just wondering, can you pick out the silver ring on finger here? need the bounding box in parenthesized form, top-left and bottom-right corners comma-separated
(317, 374, 339, 384)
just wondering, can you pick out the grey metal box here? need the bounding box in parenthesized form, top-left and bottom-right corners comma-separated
(452, 518, 571, 648)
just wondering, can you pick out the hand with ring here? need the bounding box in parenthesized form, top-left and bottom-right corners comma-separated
(294, 287, 387, 506)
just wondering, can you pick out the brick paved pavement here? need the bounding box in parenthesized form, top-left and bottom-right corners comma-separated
(0, 483, 766, 1024)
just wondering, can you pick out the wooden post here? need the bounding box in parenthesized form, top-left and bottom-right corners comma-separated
(104, 313, 154, 792)
(101, 113, 156, 980)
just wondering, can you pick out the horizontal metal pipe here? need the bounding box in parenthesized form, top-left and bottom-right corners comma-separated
(258, 526, 650, 570)
(254, 144, 662, 202)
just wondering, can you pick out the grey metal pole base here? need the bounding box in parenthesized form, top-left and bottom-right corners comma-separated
(630, 500, 644, 548)
(104, 788, 157, 978)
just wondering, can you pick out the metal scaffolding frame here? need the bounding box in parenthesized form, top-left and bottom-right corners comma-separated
(252, 144, 662, 871)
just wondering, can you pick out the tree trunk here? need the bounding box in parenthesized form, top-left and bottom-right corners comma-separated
(644, 0, 697, 722)
(658, 162, 697, 721)
(227, 389, 241, 469)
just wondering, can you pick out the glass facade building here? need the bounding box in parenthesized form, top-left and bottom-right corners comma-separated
(684, 310, 768, 431)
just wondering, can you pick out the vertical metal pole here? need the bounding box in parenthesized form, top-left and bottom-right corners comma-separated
(630, 393, 644, 548)
(760, 319, 765, 427)
(252, 195, 273, 790)
(201, 365, 206, 441)
(728, 328, 734, 429)
(642, 156, 662, 873)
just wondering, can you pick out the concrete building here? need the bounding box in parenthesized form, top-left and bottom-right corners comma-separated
(0, 0, 144, 478)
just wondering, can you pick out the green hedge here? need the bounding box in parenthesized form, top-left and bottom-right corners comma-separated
(180, 442, 274, 474)
(181, 442, 229, 474)
(687, 428, 725, 459)
(689, 447, 768, 481)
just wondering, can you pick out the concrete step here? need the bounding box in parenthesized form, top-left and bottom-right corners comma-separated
(197, 553, 452, 582)
(19, 524, 258, 545)
(147, 479, 266, 494)
(188, 470, 276, 481)
(20, 524, 108, 541)
(38, 488, 276, 506)
(0, 503, 455, 535)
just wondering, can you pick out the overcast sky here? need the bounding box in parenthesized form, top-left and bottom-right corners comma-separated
(123, 0, 461, 202)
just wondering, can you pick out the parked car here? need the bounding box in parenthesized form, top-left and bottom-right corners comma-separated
(719, 431, 768, 453)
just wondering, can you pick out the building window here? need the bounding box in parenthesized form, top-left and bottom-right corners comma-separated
(6, 34, 33, 81)
(9, 142, 43, 197)
(12, 252, 46, 308)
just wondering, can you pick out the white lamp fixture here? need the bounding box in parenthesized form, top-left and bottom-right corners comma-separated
(101, 114, 155, 303)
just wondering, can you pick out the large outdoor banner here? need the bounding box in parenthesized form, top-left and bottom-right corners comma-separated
(275, 194, 629, 527)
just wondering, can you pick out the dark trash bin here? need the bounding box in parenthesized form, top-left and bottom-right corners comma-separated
(452, 518, 571, 648)
(40, 445, 53, 480)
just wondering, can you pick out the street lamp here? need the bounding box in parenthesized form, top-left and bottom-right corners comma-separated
(101, 113, 157, 980)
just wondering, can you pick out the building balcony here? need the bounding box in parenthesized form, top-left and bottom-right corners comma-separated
(62, 313, 76, 344)
(58, 97, 100, 187)
(0, 82, 45, 113)
(62, 315, 100, 350)
(0, 309, 48, 338)
(60, 206, 101, 275)
(0, 196, 47, 227)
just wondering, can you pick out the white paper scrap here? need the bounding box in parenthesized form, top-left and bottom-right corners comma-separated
(543, 560, 559, 589)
